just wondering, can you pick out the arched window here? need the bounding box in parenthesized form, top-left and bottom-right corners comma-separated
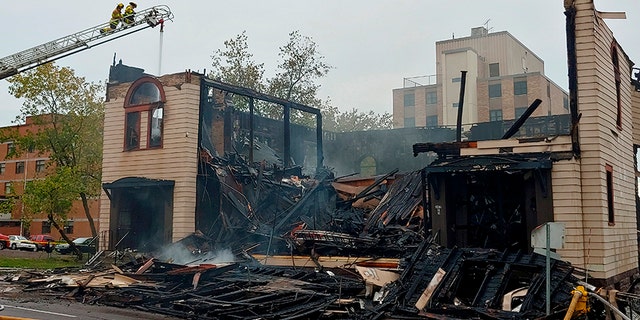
(360, 156, 377, 177)
(123, 77, 166, 150)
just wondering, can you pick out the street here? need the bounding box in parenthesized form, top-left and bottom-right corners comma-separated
(0, 298, 179, 320)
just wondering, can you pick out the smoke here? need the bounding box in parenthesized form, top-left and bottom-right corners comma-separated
(154, 242, 236, 265)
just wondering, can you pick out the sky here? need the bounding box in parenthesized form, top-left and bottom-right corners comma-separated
(1, 1, 639, 127)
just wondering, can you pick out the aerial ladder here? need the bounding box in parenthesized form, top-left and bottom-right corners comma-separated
(0, 5, 173, 80)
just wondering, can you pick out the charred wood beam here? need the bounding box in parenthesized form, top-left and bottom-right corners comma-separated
(564, 4, 581, 156)
(501, 99, 542, 139)
(456, 70, 467, 142)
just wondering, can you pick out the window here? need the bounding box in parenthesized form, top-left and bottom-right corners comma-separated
(4, 182, 11, 195)
(42, 221, 51, 234)
(403, 91, 415, 107)
(426, 91, 437, 105)
(489, 63, 500, 77)
(563, 96, 569, 110)
(606, 164, 614, 225)
(611, 40, 622, 129)
(452, 102, 459, 108)
(404, 117, 415, 127)
(64, 220, 74, 234)
(6, 143, 14, 155)
(360, 156, 377, 177)
(514, 80, 527, 95)
(426, 115, 438, 127)
(0, 163, 4, 175)
(125, 112, 141, 150)
(452, 77, 461, 83)
(124, 77, 166, 151)
(489, 84, 502, 98)
(148, 106, 163, 148)
(515, 107, 527, 119)
(35, 160, 45, 173)
(15, 161, 24, 174)
(490, 110, 503, 122)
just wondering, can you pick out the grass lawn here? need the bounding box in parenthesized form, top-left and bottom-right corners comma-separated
(0, 256, 85, 269)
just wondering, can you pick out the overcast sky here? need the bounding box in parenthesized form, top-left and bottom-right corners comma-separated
(1, 1, 639, 127)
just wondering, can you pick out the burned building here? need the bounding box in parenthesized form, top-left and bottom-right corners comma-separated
(99, 69, 323, 253)
(415, 0, 640, 288)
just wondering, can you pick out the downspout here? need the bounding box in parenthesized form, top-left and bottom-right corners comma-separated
(565, 1, 588, 273)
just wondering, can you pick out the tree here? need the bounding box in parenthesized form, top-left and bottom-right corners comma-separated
(22, 167, 84, 257)
(321, 106, 393, 132)
(210, 30, 391, 132)
(4, 62, 104, 241)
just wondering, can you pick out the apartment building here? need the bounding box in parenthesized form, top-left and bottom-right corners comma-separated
(393, 27, 569, 130)
(0, 116, 98, 238)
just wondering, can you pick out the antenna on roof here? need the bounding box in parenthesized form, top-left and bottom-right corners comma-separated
(483, 19, 494, 34)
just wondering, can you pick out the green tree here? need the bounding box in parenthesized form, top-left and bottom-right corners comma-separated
(210, 30, 391, 132)
(22, 167, 83, 256)
(4, 62, 104, 240)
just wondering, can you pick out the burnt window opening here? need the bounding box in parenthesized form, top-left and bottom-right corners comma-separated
(149, 105, 164, 148)
(611, 40, 622, 130)
(606, 164, 614, 225)
(123, 77, 166, 151)
(125, 112, 140, 151)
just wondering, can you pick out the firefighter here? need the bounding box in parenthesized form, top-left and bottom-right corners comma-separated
(101, 3, 125, 33)
(124, 2, 137, 25)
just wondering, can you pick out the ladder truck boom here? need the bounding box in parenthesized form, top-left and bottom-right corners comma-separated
(0, 5, 173, 80)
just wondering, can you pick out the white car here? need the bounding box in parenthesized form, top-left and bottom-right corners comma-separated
(8, 235, 37, 251)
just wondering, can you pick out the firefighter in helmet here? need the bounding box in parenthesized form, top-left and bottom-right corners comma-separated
(101, 3, 124, 33)
(124, 2, 137, 25)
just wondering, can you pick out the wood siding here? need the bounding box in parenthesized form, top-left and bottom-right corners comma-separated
(569, 0, 638, 280)
(100, 73, 201, 246)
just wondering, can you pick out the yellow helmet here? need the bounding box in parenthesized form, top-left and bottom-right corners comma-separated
(117, 3, 124, 8)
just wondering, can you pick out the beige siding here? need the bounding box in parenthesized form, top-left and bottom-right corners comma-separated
(572, 0, 638, 280)
(100, 73, 202, 246)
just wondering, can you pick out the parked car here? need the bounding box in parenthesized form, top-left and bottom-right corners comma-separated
(29, 234, 57, 251)
(8, 235, 37, 251)
(0, 233, 9, 250)
(55, 237, 97, 255)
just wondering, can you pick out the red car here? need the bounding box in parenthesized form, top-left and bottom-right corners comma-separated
(0, 233, 9, 250)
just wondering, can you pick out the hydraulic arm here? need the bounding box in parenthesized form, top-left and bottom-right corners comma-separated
(0, 5, 173, 80)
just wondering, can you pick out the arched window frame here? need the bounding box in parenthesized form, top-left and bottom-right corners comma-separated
(123, 77, 166, 150)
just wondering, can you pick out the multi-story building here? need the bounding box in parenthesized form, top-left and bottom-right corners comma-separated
(0, 116, 98, 239)
(393, 27, 569, 130)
